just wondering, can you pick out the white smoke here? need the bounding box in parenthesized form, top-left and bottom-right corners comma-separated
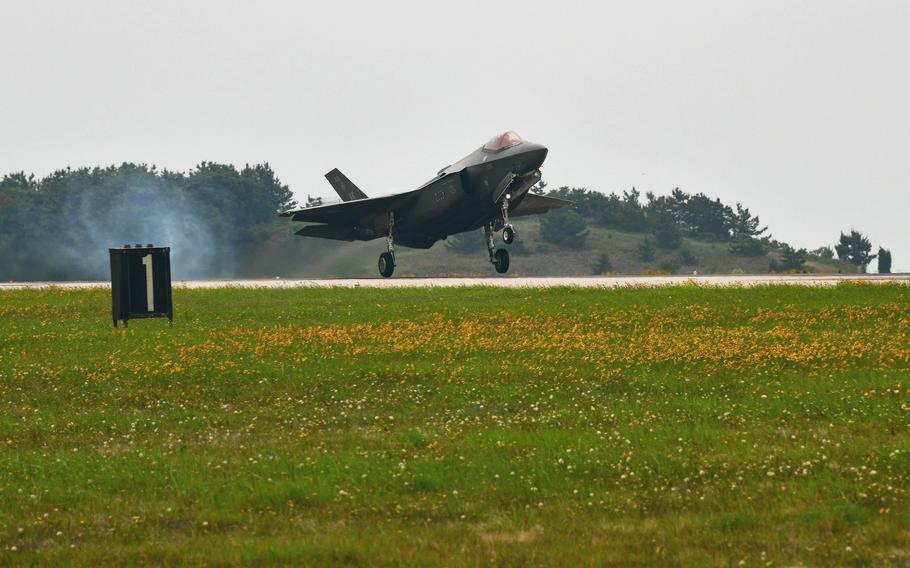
(57, 182, 230, 279)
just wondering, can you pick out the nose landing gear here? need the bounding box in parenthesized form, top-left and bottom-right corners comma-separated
(485, 222, 510, 274)
(500, 193, 516, 244)
(378, 211, 395, 278)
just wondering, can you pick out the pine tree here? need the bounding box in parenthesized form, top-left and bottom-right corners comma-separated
(539, 209, 589, 249)
(811, 246, 834, 259)
(877, 247, 892, 274)
(780, 244, 807, 271)
(835, 230, 877, 272)
(637, 237, 656, 262)
(652, 214, 682, 249)
(592, 253, 613, 274)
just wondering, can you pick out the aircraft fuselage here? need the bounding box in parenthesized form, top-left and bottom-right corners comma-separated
(381, 140, 548, 248)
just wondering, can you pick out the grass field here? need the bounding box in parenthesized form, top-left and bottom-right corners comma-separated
(1, 284, 909, 566)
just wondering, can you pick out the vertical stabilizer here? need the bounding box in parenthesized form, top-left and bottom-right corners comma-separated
(325, 168, 368, 201)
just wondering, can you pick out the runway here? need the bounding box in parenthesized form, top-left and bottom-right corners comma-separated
(2, 274, 908, 290)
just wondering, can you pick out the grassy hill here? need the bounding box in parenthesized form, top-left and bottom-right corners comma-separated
(240, 218, 853, 279)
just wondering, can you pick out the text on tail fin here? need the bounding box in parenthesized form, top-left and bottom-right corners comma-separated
(325, 168, 368, 201)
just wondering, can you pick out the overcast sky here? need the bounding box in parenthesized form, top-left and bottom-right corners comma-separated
(2, 1, 908, 270)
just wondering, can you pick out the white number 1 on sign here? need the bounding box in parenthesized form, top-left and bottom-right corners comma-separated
(141, 254, 155, 311)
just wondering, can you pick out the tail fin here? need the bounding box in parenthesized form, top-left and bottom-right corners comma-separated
(325, 168, 367, 201)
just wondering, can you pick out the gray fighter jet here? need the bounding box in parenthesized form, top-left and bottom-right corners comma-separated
(281, 131, 571, 277)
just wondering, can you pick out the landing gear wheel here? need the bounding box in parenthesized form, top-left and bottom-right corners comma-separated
(378, 252, 395, 278)
(493, 248, 510, 274)
(502, 226, 515, 244)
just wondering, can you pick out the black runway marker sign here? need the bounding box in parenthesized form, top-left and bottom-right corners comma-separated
(109, 245, 173, 327)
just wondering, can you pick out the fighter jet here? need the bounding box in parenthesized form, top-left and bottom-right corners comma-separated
(280, 131, 571, 277)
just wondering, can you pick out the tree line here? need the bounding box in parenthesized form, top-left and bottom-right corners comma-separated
(449, 183, 894, 274)
(0, 163, 296, 280)
(0, 164, 894, 279)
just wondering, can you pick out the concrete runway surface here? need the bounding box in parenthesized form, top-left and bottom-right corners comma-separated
(2, 274, 908, 290)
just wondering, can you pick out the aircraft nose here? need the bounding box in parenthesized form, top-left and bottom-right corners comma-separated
(513, 143, 548, 174)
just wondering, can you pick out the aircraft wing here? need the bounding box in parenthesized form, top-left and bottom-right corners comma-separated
(511, 193, 573, 217)
(280, 190, 420, 225)
(293, 223, 357, 241)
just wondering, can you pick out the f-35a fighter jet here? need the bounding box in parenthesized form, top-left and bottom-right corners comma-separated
(281, 131, 571, 277)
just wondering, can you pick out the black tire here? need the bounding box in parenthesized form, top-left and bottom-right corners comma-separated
(493, 248, 510, 274)
(502, 226, 515, 244)
(378, 252, 395, 278)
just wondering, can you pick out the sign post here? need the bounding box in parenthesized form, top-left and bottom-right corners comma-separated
(109, 244, 173, 327)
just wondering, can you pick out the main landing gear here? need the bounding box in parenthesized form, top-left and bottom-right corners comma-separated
(485, 222, 510, 274)
(378, 211, 395, 278)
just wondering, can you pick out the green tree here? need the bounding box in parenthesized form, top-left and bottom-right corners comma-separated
(679, 193, 731, 237)
(553, 186, 646, 232)
(729, 236, 765, 257)
(835, 230, 877, 272)
(728, 203, 768, 239)
(780, 244, 807, 272)
(592, 252, 613, 274)
(241, 163, 297, 213)
(652, 214, 682, 249)
(539, 209, 588, 249)
(529, 180, 548, 195)
(637, 237, 656, 262)
(545, 187, 605, 219)
(551, 184, 772, 249)
(811, 246, 834, 259)
(877, 247, 892, 274)
(0, 171, 37, 190)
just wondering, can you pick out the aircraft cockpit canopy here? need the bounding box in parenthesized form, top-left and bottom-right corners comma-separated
(483, 131, 523, 152)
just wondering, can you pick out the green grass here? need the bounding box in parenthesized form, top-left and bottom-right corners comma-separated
(1, 284, 909, 566)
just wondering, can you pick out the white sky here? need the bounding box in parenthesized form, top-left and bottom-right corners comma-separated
(2, 1, 908, 270)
